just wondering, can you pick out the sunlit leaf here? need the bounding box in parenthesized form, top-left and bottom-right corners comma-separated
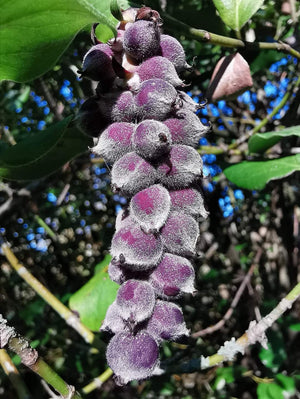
(0, 0, 129, 82)
(224, 154, 300, 190)
(257, 383, 284, 399)
(0, 116, 91, 180)
(69, 255, 118, 331)
(212, 0, 265, 30)
(249, 125, 300, 153)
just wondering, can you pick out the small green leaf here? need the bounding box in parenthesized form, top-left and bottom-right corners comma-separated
(0, 117, 91, 181)
(224, 154, 300, 190)
(249, 125, 300, 153)
(257, 383, 284, 399)
(69, 256, 118, 331)
(259, 330, 287, 372)
(275, 374, 295, 393)
(0, 0, 129, 82)
(94, 254, 112, 274)
(289, 323, 300, 332)
(212, 0, 265, 31)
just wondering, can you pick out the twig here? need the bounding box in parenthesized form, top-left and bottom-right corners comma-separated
(191, 256, 259, 338)
(37, 78, 63, 121)
(0, 315, 81, 399)
(0, 348, 31, 399)
(167, 280, 300, 374)
(81, 368, 114, 395)
(1, 243, 103, 351)
(162, 14, 300, 60)
(229, 71, 300, 150)
(34, 215, 58, 241)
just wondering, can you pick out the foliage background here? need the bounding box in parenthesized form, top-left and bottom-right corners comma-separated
(0, 0, 300, 398)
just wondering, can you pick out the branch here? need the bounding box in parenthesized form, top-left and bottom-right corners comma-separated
(1, 243, 104, 351)
(0, 348, 31, 399)
(229, 71, 300, 149)
(162, 14, 300, 60)
(81, 368, 114, 395)
(0, 315, 81, 399)
(191, 260, 258, 338)
(167, 280, 300, 373)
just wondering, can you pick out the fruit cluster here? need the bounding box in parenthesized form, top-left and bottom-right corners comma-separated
(78, 6, 209, 385)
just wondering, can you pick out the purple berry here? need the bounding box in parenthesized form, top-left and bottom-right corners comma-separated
(128, 56, 184, 90)
(164, 110, 209, 147)
(134, 78, 179, 121)
(132, 120, 172, 160)
(112, 91, 138, 123)
(116, 279, 155, 323)
(111, 152, 158, 197)
(149, 253, 195, 298)
(169, 188, 208, 218)
(156, 145, 203, 189)
(92, 122, 134, 164)
(111, 218, 163, 269)
(160, 211, 199, 256)
(100, 301, 128, 334)
(130, 184, 171, 233)
(80, 44, 116, 83)
(123, 20, 160, 62)
(76, 96, 112, 137)
(106, 331, 160, 384)
(146, 300, 189, 342)
(159, 34, 191, 72)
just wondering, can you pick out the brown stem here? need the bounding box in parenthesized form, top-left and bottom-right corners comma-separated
(192, 249, 262, 338)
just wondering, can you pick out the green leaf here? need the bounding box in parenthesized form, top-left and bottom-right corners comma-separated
(69, 255, 118, 331)
(257, 383, 284, 399)
(289, 323, 300, 332)
(0, 116, 91, 181)
(224, 154, 300, 190)
(0, 0, 128, 82)
(249, 125, 300, 153)
(275, 374, 295, 393)
(259, 330, 287, 372)
(212, 0, 265, 31)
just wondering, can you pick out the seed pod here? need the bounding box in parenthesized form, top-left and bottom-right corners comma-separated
(161, 211, 199, 256)
(207, 52, 253, 102)
(149, 253, 195, 298)
(112, 90, 138, 123)
(111, 218, 163, 269)
(169, 188, 208, 218)
(128, 56, 184, 90)
(100, 301, 128, 334)
(156, 145, 203, 189)
(116, 279, 156, 323)
(164, 110, 209, 147)
(134, 78, 179, 121)
(111, 152, 158, 197)
(106, 331, 160, 384)
(146, 300, 189, 342)
(92, 122, 134, 164)
(76, 96, 112, 137)
(159, 34, 191, 72)
(80, 44, 116, 83)
(130, 184, 171, 233)
(123, 20, 160, 62)
(132, 120, 172, 160)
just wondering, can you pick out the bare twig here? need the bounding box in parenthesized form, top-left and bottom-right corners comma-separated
(192, 249, 262, 338)
(1, 243, 103, 351)
(0, 348, 31, 399)
(162, 14, 300, 60)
